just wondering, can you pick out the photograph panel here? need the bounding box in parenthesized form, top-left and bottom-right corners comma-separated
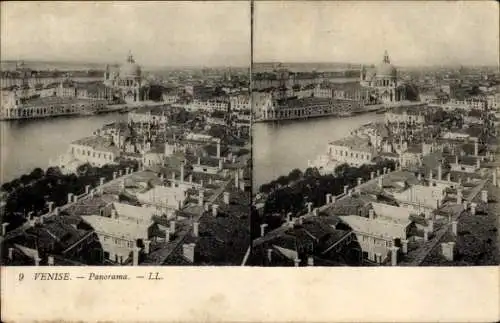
(251, 1, 499, 267)
(0, 1, 252, 266)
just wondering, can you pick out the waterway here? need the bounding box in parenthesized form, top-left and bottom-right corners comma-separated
(252, 113, 384, 191)
(0, 113, 126, 184)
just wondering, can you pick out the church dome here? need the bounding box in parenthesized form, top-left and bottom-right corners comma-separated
(120, 52, 141, 78)
(375, 51, 397, 78)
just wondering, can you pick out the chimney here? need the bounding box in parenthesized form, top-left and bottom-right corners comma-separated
(476, 158, 480, 169)
(144, 240, 151, 254)
(456, 189, 462, 205)
(441, 242, 455, 261)
(383, 167, 387, 175)
(170, 220, 176, 234)
(307, 256, 314, 266)
(85, 185, 91, 194)
(180, 164, 185, 182)
(54, 207, 60, 216)
(73, 195, 78, 203)
(260, 223, 268, 237)
(326, 193, 332, 204)
(368, 209, 374, 219)
(267, 248, 273, 263)
(370, 171, 375, 180)
(390, 246, 399, 266)
(428, 219, 434, 232)
(132, 246, 140, 266)
(417, 173, 422, 181)
(48, 256, 54, 266)
(197, 157, 201, 165)
(470, 202, 477, 215)
(377, 177, 383, 189)
(47, 201, 54, 213)
(223, 192, 230, 204)
(165, 229, 170, 242)
(401, 239, 408, 254)
(294, 257, 301, 267)
(446, 172, 451, 182)
(423, 229, 429, 242)
(455, 155, 459, 165)
(357, 177, 362, 186)
(343, 185, 349, 195)
(183, 243, 196, 262)
(198, 190, 204, 206)
(212, 204, 219, 217)
(67, 193, 73, 204)
(331, 195, 336, 204)
(1, 222, 9, 236)
(8, 247, 13, 260)
(100, 177, 105, 186)
(113, 171, 117, 180)
(376, 169, 380, 177)
(216, 141, 221, 158)
(193, 221, 199, 237)
(437, 165, 442, 181)
(218, 159, 223, 170)
(313, 208, 319, 216)
(118, 169, 123, 177)
(307, 202, 313, 213)
(235, 171, 240, 188)
(189, 174, 193, 183)
(451, 220, 458, 236)
(34, 256, 41, 266)
(474, 141, 478, 156)
(286, 212, 292, 222)
(348, 189, 353, 197)
(428, 171, 433, 181)
(480, 190, 488, 203)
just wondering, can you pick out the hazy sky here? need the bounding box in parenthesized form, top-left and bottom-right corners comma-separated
(255, 1, 499, 66)
(1, 1, 250, 67)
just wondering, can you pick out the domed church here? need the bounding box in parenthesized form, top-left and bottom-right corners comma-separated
(359, 50, 406, 104)
(103, 51, 151, 103)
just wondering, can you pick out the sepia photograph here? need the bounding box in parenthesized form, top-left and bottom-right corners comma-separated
(1, 1, 251, 267)
(251, 1, 499, 267)
(1, 0, 499, 322)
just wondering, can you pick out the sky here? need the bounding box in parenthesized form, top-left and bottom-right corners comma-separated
(1, 1, 250, 67)
(254, 1, 499, 66)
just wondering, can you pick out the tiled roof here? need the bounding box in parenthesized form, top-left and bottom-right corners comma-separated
(71, 136, 120, 155)
(329, 135, 374, 154)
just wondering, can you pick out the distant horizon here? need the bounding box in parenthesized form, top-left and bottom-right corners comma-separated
(253, 61, 500, 69)
(1, 2, 250, 68)
(0, 58, 251, 71)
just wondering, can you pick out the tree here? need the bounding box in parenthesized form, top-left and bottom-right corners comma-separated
(304, 167, 320, 179)
(334, 163, 350, 177)
(276, 175, 289, 187)
(29, 168, 44, 181)
(288, 168, 303, 182)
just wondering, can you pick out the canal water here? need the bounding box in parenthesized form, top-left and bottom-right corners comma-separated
(0, 113, 126, 184)
(1, 111, 384, 191)
(252, 113, 384, 191)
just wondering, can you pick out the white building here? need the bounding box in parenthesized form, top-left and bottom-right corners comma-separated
(327, 136, 377, 167)
(83, 215, 151, 264)
(340, 215, 410, 263)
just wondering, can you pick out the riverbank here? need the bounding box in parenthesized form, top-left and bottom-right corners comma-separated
(0, 112, 126, 184)
(253, 112, 384, 191)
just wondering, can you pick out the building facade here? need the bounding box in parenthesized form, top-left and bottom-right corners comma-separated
(360, 51, 406, 104)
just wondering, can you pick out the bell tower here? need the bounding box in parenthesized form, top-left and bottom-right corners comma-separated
(383, 50, 390, 64)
